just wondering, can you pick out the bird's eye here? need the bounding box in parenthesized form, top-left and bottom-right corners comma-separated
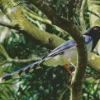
(94, 27, 100, 31)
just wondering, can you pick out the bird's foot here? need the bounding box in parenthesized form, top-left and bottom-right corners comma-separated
(64, 65, 72, 75)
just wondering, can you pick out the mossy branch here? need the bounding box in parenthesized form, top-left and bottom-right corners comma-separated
(79, 0, 86, 32)
(88, 53, 100, 72)
(0, 44, 41, 65)
(0, 1, 65, 49)
(21, 8, 69, 37)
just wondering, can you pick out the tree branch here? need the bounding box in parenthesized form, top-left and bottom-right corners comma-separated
(0, 44, 41, 64)
(22, 8, 69, 37)
(88, 53, 100, 72)
(79, 0, 86, 32)
(0, 1, 65, 49)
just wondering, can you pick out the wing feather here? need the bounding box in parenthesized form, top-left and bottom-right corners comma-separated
(47, 35, 92, 58)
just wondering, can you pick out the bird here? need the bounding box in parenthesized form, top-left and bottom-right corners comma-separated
(0, 26, 100, 83)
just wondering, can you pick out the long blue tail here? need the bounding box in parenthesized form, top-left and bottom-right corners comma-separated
(0, 59, 46, 83)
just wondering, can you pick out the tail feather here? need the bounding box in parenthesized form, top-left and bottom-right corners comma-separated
(0, 59, 45, 83)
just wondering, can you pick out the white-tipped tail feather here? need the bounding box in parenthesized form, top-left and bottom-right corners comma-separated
(0, 60, 45, 83)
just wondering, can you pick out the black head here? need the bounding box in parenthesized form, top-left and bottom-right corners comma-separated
(85, 26, 100, 50)
(85, 26, 100, 37)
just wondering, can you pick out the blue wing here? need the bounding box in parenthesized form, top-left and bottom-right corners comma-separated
(47, 35, 92, 57)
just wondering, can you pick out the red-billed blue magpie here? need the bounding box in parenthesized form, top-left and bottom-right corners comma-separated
(0, 26, 100, 83)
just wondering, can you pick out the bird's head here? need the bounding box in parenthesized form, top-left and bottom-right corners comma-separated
(85, 26, 100, 50)
(86, 26, 100, 38)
